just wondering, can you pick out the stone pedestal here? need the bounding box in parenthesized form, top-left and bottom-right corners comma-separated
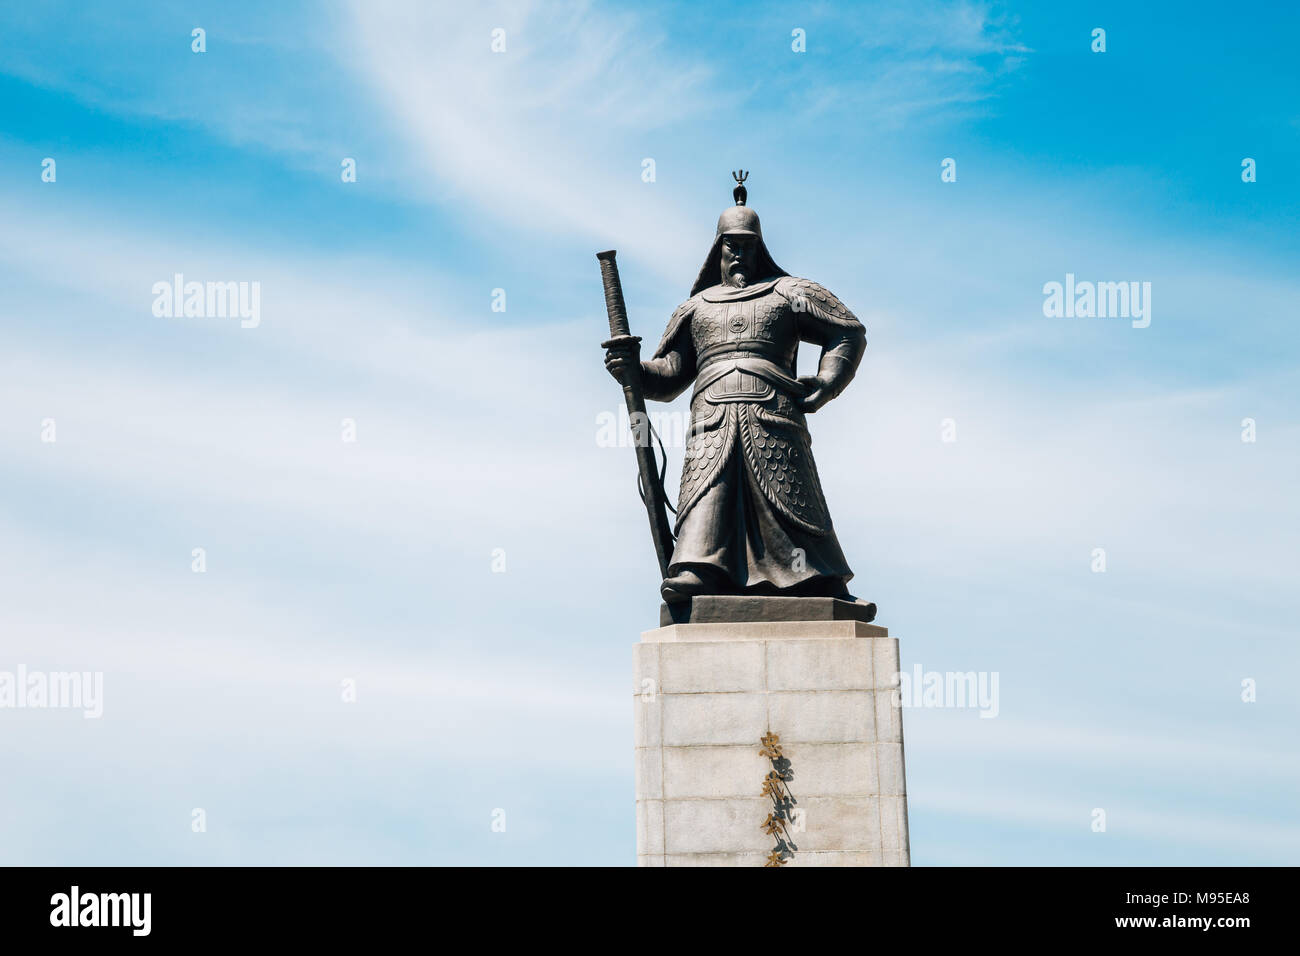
(634, 599, 909, 867)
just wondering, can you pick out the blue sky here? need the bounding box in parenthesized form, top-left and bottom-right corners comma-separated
(1, 0, 1297, 865)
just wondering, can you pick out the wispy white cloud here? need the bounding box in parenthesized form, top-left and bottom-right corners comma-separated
(341, 0, 717, 278)
(760, 0, 1031, 123)
(0, 2, 366, 166)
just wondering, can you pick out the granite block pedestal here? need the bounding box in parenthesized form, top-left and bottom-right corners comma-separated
(634, 596, 909, 867)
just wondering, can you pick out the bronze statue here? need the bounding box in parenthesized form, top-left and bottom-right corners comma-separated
(600, 174, 866, 606)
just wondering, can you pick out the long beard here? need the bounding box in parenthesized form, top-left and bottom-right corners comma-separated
(723, 262, 749, 288)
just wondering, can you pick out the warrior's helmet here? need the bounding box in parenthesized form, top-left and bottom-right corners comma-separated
(689, 171, 788, 296)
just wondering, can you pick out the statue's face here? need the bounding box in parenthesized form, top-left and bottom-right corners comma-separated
(720, 234, 756, 288)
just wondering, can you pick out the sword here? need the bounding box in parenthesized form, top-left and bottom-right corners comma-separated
(596, 250, 675, 580)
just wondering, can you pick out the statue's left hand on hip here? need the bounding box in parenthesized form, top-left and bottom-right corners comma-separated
(798, 375, 833, 413)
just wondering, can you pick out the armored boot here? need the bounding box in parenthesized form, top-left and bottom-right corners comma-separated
(660, 567, 720, 604)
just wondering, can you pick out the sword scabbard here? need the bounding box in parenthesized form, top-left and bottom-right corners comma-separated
(596, 250, 675, 580)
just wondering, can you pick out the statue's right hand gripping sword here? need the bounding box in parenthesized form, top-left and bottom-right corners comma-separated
(596, 250, 675, 580)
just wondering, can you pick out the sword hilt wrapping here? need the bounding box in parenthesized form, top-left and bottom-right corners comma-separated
(596, 250, 632, 340)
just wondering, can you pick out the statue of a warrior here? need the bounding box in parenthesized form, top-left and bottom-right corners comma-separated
(603, 175, 866, 605)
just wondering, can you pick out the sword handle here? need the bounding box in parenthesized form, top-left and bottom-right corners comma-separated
(597, 250, 632, 339)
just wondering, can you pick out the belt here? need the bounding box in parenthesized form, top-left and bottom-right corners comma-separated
(693, 355, 806, 399)
(696, 341, 790, 366)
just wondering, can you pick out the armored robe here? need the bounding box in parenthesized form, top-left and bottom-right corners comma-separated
(642, 255, 866, 596)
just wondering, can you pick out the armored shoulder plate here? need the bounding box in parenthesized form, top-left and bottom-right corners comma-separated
(776, 277, 861, 329)
(652, 298, 698, 359)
